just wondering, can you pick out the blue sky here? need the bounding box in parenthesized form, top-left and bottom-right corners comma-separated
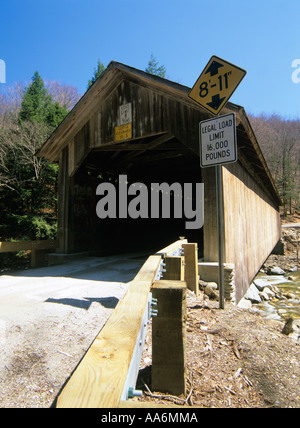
(0, 0, 299, 119)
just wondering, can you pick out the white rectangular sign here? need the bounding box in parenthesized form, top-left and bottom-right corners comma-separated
(199, 113, 237, 168)
(119, 103, 132, 125)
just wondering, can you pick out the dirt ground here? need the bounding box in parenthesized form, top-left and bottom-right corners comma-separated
(136, 292, 300, 408)
(136, 220, 300, 408)
(0, 302, 117, 408)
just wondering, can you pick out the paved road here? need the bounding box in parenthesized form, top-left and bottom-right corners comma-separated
(0, 253, 146, 323)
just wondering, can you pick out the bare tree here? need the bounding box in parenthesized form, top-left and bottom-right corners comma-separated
(0, 82, 24, 125)
(250, 114, 300, 216)
(45, 80, 81, 110)
(0, 120, 51, 202)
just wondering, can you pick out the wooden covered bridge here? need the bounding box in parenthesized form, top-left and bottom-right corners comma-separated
(37, 61, 281, 304)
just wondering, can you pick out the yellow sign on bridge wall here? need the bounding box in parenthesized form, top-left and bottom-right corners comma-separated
(115, 123, 132, 142)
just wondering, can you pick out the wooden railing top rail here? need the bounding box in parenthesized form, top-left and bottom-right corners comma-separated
(0, 238, 186, 255)
(156, 238, 188, 256)
(0, 240, 57, 253)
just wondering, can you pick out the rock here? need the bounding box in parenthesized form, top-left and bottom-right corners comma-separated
(261, 287, 275, 299)
(253, 278, 271, 291)
(237, 297, 252, 310)
(282, 318, 300, 342)
(259, 287, 276, 301)
(244, 283, 261, 303)
(283, 292, 296, 300)
(276, 294, 287, 300)
(287, 271, 300, 281)
(207, 282, 218, 290)
(204, 282, 219, 300)
(259, 291, 270, 301)
(270, 285, 280, 294)
(267, 266, 285, 275)
(198, 279, 208, 291)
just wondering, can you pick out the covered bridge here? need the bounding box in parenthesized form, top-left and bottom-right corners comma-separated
(37, 61, 281, 303)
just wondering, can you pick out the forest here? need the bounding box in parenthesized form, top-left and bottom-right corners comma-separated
(249, 114, 300, 217)
(0, 59, 299, 260)
(0, 73, 80, 244)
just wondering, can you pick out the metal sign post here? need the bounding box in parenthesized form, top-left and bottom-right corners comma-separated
(190, 55, 246, 309)
(216, 164, 225, 309)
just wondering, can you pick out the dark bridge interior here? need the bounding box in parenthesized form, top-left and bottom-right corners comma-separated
(71, 135, 204, 256)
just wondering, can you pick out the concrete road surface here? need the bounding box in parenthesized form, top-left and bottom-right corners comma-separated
(0, 254, 146, 323)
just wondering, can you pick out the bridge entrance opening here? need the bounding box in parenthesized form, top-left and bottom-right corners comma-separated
(66, 136, 203, 257)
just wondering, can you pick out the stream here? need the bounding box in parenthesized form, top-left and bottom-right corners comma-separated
(253, 271, 300, 321)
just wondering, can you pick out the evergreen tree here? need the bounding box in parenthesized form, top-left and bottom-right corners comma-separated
(145, 54, 166, 78)
(46, 101, 68, 128)
(87, 59, 106, 88)
(19, 71, 68, 127)
(19, 71, 49, 123)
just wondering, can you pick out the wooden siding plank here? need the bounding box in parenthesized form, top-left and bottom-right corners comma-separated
(202, 167, 218, 262)
(68, 139, 75, 176)
(222, 162, 281, 302)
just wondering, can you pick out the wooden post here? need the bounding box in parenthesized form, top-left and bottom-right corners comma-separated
(151, 280, 187, 396)
(31, 250, 47, 268)
(182, 243, 199, 295)
(57, 147, 72, 253)
(163, 256, 185, 281)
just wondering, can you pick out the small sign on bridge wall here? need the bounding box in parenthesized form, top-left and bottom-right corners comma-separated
(115, 123, 132, 142)
(115, 103, 133, 142)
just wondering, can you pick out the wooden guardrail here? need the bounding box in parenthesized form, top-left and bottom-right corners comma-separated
(56, 253, 162, 408)
(55, 239, 199, 408)
(0, 240, 58, 268)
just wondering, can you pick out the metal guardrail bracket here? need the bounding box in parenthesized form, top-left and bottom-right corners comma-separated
(120, 292, 154, 401)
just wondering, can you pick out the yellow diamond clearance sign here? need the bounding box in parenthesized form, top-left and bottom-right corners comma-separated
(188, 56, 246, 115)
